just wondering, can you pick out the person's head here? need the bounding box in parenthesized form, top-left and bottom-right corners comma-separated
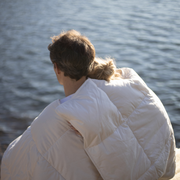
(48, 30, 95, 81)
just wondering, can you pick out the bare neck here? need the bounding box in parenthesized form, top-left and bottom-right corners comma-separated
(62, 76, 87, 97)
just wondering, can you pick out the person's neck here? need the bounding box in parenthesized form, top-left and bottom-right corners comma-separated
(63, 76, 86, 97)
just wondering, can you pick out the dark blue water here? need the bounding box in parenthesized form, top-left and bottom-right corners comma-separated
(0, 0, 180, 147)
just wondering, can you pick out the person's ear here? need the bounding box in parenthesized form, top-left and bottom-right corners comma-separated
(54, 63, 61, 75)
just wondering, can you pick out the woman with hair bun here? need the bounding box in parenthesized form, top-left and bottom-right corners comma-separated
(1, 30, 177, 180)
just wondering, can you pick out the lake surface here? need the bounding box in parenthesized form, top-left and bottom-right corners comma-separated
(0, 0, 180, 147)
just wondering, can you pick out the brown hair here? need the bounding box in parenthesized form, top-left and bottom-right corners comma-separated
(88, 57, 122, 81)
(48, 30, 95, 81)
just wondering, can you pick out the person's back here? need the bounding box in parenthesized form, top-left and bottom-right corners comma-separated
(1, 30, 176, 180)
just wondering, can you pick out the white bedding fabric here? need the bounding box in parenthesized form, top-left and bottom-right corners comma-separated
(171, 148, 180, 180)
(1, 68, 176, 180)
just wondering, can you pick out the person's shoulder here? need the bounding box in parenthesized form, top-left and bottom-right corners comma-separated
(42, 99, 60, 112)
(120, 68, 138, 79)
(31, 99, 60, 123)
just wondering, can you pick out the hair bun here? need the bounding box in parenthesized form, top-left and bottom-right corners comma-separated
(88, 58, 118, 81)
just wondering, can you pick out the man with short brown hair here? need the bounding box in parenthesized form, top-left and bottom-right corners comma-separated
(48, 30, 95, 80)
(47, 30, 95, 97)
